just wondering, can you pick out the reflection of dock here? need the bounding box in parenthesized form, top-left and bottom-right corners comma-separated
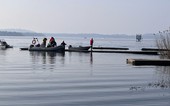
(127, 59, 170, 66)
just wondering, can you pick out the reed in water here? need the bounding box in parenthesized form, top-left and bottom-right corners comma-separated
(156, 28, 170, 58)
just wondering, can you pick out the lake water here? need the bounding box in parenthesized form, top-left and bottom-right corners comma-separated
(0, 35, 170, 106)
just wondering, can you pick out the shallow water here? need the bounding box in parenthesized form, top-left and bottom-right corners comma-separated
(0, 36, 169, 106)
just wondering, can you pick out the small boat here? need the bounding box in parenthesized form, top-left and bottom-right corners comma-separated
(0, 40, 13, 49)
(28, 45, 65, 52)
(68, 45, 91, 51)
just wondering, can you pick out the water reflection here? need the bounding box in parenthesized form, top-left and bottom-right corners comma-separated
(150, 66, 170, 88)
(0, 49, 7, 56)
(30, 51, 65, 66)
(68, 52, 92, 63)
(68, 52, 94, 75)
(90, 52, 93, 76)
(130, 66, 170, 91)
(90, 52, 93, 65)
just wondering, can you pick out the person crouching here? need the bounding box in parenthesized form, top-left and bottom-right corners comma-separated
(47, 37, 57, 47)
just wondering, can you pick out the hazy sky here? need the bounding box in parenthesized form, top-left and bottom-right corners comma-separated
(0, 0, 170, 34)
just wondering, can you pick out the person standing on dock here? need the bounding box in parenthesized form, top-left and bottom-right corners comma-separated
(90, 38, 94, 51)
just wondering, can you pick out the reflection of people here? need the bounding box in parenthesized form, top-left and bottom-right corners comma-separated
(41, 38, 47, 47)
(90, 38, 94, 51)
(47, 37, 57, 47)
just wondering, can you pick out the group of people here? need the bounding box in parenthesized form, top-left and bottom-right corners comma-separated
(31, 37, 65, 48)
(31, 37, 93, 49)
(44, 37, 57, 47)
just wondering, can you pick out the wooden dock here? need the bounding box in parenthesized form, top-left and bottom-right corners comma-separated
(20, 48, 29, 50)
(65, 49, 158, 55)
(65, 49, 90, 52)
(93, 47, 129, 50)
(127, 58, 170, 66)
(141, 48, 170, 51)
(21, 47, 129, 50)
(20, 48, 158, 55)
(92, 50, 158, 55)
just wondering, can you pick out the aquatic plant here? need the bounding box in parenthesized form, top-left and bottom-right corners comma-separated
(155, 28, 170, 59)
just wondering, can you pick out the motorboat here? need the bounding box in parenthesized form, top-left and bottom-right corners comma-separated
(28, 45, 65, 52)
(68, 45, 91, 51)
(0, 40, 13, 49)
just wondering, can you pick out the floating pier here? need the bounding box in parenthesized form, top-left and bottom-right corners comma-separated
(65, 49, 90, 52)
(20, 47, 158, 55)
(65, 49, 158, 55)
(92, 50, 158, 55)
(93, 47, 129, 50)
(127, 58, 170, 66)
(141, 48, 170, 51)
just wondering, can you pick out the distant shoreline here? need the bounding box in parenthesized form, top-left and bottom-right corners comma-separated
(0, 30, 156, 39)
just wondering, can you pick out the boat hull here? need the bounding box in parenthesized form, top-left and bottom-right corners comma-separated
(29, 45, 65, 52)
(68, 46, 91, 51)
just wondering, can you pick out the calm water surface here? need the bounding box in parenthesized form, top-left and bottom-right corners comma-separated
(0, 36, 169, 106)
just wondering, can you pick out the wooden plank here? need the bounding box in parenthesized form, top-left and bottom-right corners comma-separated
(127, 59, 170, 66)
